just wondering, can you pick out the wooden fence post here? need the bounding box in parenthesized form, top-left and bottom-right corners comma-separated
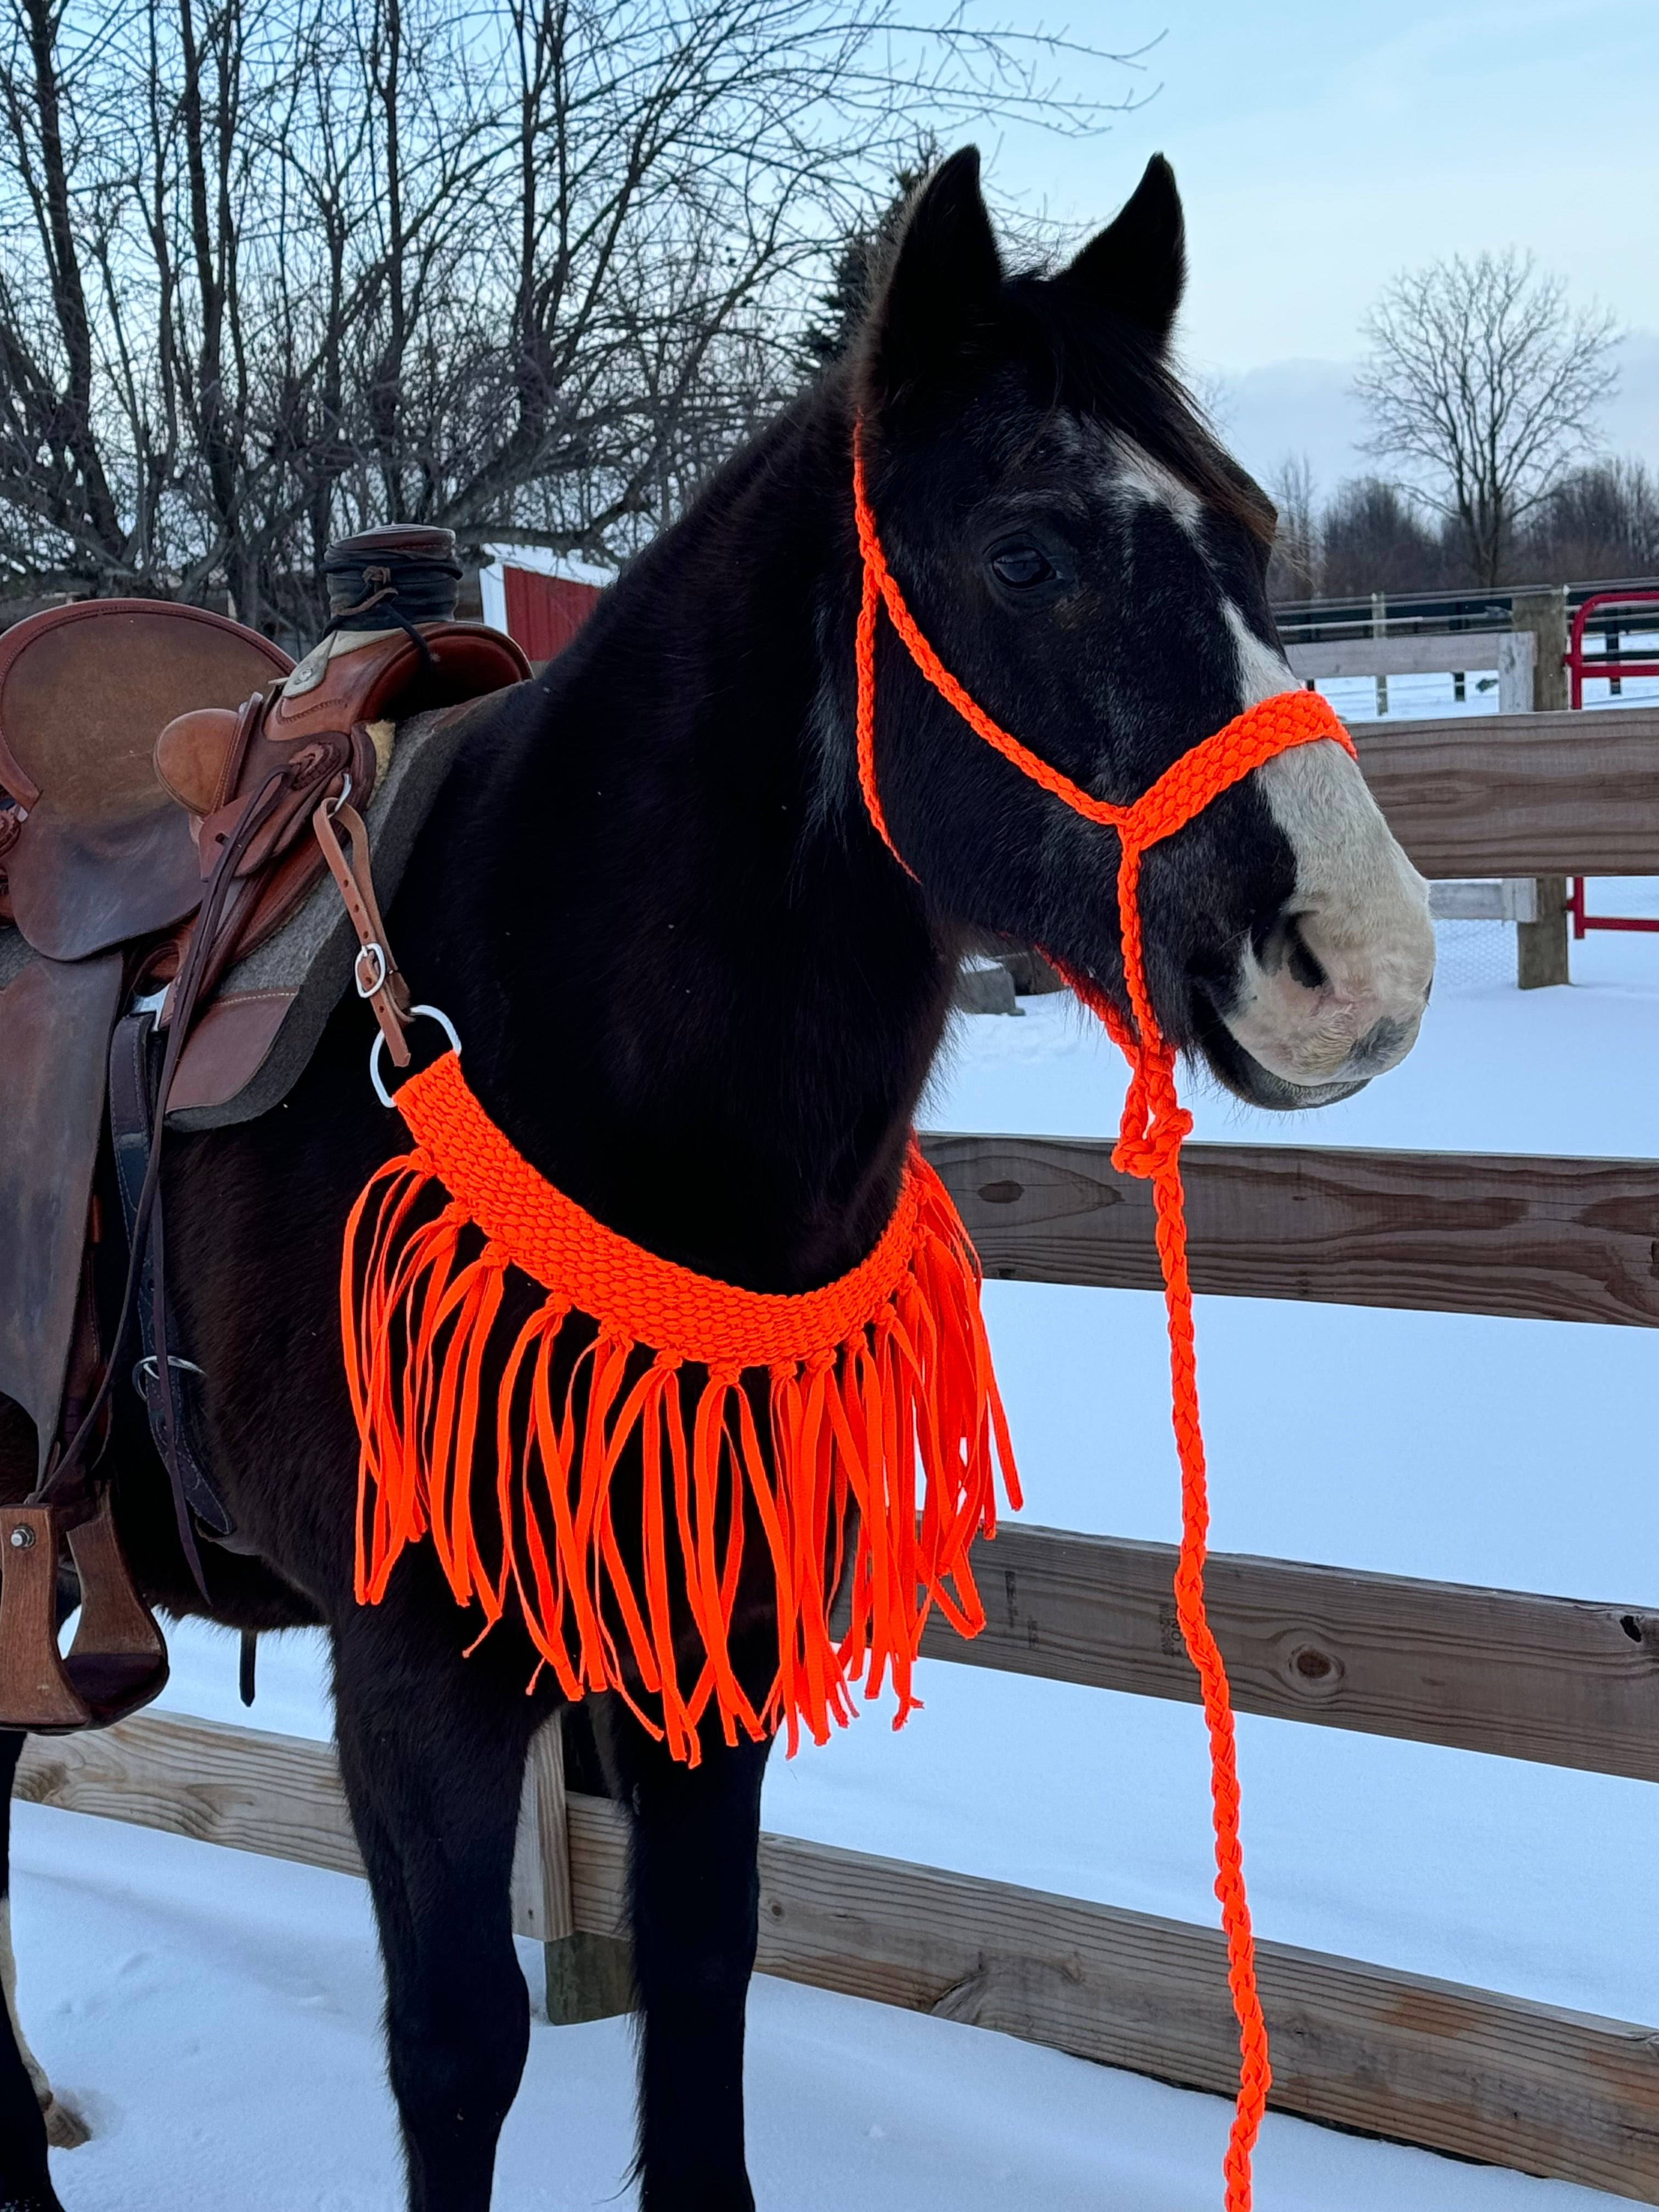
(1495, 630, 1536, 716)
(1508, 588, 1571, 989)
(511, 1713, 634, 2024)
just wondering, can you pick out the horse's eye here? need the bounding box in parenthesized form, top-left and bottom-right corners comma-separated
(989, 541, 1055, 590)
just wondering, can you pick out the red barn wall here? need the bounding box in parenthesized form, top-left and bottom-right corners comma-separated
(501, 567, 603, 662)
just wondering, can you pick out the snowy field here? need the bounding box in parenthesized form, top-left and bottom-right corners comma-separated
(15, 878, 1659, 2209)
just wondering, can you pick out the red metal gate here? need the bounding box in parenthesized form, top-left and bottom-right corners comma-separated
(1566, 588, 1659, 935)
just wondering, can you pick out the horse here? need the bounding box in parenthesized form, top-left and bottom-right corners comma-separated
(0, 147, 1434, 2210)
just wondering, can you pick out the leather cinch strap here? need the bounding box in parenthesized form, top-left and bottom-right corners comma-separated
(108, 1008, 233, 1542)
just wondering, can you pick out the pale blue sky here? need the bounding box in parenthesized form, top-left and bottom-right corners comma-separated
(977, 1, 1659, 488)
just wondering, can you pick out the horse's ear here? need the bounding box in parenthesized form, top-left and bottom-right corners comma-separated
(1060, 154, 1186, 348)
(864, 147, 1002, 400)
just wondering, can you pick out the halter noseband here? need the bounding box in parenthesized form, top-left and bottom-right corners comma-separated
(851, 416, 1362, 2212)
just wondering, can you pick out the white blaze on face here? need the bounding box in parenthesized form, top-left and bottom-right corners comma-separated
(1086, 432, 1432, 1093)
(1222, 606, 1435, 1091)
(1105, 441, 1206, 532)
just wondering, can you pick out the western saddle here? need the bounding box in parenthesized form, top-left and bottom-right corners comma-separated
(0, 529, 531, 1731)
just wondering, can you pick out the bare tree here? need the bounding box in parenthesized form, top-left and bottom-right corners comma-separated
(1264, 450, 1318, 601)
(1516, 456, 1659, 584)
(0, 0, 1151, 637)
(1355, 250, 1618, 587)
(1317, 476, 1449, 598)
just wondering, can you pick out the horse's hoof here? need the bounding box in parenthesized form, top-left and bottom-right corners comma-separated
(41, 2096, 90, 2151)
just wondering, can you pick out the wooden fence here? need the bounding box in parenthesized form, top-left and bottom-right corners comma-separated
(1285, 625, 1536, 709)
(17, 703, 1659, 2204)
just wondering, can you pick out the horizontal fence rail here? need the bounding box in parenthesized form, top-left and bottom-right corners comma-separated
(1290, 628, 1516, 676)
(17, 1711, 1659, 2203)
(921, 1132, 1659, 1329)
(1427, 876, 1539, 922)
(916, 1524, 1659, 1782)
(1286, 628, 1532, 689)
(1348, 704, 1659, 877)
(586, 1807, 1659, 2207)
(1272, 577, 1657, 646)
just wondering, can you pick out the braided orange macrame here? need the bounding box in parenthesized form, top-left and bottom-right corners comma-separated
(853, 420, 1357, 2212)
(343, 1052, 1018, 1767)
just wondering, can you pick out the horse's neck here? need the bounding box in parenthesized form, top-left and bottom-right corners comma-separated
(409, 413, 958, 1291)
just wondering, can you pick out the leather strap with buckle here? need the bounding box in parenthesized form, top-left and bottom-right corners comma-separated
(311, 777, 413, 1070)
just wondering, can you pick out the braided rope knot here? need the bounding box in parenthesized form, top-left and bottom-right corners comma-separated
(1111, 1101, 1192, 1181)
(1109, 1038, 1192, 1180)
(850, 417, 1367, 2212)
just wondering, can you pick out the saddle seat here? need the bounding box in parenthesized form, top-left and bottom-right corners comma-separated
(0, 602, 294, 962)
(0, 541, 533, 1731)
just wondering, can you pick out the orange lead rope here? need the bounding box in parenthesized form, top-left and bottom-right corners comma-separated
(852, 421, 1357, 2211)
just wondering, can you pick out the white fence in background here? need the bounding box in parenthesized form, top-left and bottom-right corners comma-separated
(1285, 628, 1536, 714)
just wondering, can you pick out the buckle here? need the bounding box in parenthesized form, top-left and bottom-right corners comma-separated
(354, 941, 388, 998)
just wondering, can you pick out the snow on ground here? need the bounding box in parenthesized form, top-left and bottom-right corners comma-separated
(20, 869, 1659, 2210)
(14, 1804, 1616, 2212)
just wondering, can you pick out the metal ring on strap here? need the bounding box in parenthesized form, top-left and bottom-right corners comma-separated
(133, 1355, 206, 1387)
(370, 1004, 462, 1108)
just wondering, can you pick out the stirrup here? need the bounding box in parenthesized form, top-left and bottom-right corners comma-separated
(0, 1494, 168, 1733)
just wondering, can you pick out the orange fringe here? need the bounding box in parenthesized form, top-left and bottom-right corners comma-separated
(341, 1051, 1018, 1764)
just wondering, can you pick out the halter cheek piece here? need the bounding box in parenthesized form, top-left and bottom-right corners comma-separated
(851, 417, 1359, 2212)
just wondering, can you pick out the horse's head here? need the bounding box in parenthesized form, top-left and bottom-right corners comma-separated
(847, 149, 1433, 1108)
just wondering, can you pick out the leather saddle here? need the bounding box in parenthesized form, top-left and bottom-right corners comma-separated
(0, 531, 532, 1730)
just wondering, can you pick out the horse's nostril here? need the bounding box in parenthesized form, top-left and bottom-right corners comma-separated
(1348, 1013, 1414, 1074)
(1284, 915, 1327, 993)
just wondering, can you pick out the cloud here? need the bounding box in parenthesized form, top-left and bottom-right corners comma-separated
(1207, 360, 1367, 497)
(1210, 332, 1659, 503)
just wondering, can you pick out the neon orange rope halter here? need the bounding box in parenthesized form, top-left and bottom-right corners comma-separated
(852, 420, 1356, 2212)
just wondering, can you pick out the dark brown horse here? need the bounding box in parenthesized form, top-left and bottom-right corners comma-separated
(0, 150, 1433, 2210)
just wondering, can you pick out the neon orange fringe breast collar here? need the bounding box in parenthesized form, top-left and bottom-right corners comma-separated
(344, 1064, 1017, 1770)
(342, 419, 1357, 2212)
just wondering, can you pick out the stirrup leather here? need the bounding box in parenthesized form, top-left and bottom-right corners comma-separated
(0, 1495, 167, 1733)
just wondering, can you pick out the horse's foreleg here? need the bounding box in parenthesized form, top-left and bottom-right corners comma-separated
(331, 1612, 539, 2212)
(0, 1729, 77, 2212)
(609, 1711, 771, 2212)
